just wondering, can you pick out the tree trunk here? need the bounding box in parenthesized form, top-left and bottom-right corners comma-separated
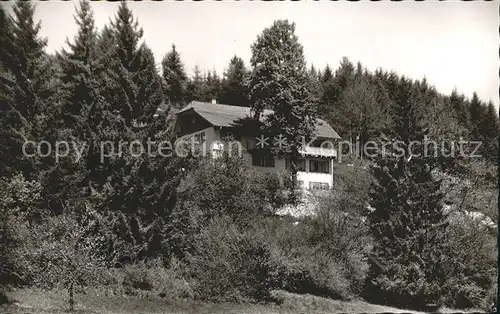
(289, 151, 299, 204)
(69, 282, 74, 311)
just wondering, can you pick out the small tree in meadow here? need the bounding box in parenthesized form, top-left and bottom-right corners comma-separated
(23, 202, 108, 311)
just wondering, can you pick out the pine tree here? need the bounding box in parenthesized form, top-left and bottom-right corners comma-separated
(109, 1, 144, 125)
(449, 88, 470, 133)
(249, 20, 316, 197)
(367, 78, 448, 309)
(318, 64, 335, 118)
(307, 64, 321, 103)
(334, 56, 355, 94)
(203, 70, 221, 102)
(0, 4, 16, 71)
(42, 0, 100, 213)
(0, 0, 53, 179)
(95, 25, 116, 58)
(134, 44, 163, 126)
(0, 4, 27, 178)
(11, 0, 48, 121)
(58, 0, 98, 138)
(186, 65, 204, 102)
(468, 92, 482, 142)
(162, 44, 188, 109)
(220, 55, 249, 106)
(480, 101, 499, 162)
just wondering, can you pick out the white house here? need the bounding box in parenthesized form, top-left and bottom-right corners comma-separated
(174, 101, 342, 190)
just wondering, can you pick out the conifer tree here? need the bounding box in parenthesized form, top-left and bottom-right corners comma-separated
(110, 1, 164, 126)
(220, 55, 249, 106)
(203, 70, 221, 102)
(135, 45, 163, 127)
(249, 20, 316, 196)
(367, 78, 448, 309)
(58, 0, 98, 139)
(162, 44, 188, 109)
(480, 101, 499, 162)
(449, 89, 470, 133)
(1, 0, 54, 179)
(307, 64, 321, 103)
(468, 92, 482, 141)
(186, 65, 204, 103)
(0, 4, 30, 178)
(318, 64, 335, 118)
(42, 0, 101, 213)
(11, 0, 48, 122)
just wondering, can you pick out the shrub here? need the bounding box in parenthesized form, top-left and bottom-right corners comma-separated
(117, 258, 194, 300)
(185, 216, 275, 302)
(306, 191, 371, 296)
(270, 246, 352, 300)
(0, 174, 42, 288)
(482, 282, 497, 312)
(255, 215, 367, 301)
(441, 217, 497, 309)
(166, 155, 287, 260)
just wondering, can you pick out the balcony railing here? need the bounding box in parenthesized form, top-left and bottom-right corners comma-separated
(299, 146, 337, 158)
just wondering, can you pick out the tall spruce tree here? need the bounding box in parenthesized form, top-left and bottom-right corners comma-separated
(42, 0, 100, 213)
(1, 0, 54, 179)
(480, 101, 499, 162)
(0, 4, 28, 178)
(134, 44, 163, 127)
(220, 55, 249, 106)
(367, 78, 448, 309)
(11, 0, 48, 122)
(203, 70, 221, 102)
(110, 1, 164, 126)
(449, 89, 470, 133)
(318, 64, 335, 119)
(249, 20, 316, 196)
(307, 64, 321, 103)
(186, 65, 204, 103)
(468, 92, 482, 142)
(162, 44, 188, 109)
(58, 0, 98, 138)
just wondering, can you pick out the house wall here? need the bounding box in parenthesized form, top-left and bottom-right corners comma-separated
(178, 126, 335, 189)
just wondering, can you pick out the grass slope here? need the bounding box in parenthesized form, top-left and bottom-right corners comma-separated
(0, 289, 483, 314)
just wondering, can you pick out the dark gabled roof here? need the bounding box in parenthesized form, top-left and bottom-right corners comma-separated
(178, 101, 341, 139)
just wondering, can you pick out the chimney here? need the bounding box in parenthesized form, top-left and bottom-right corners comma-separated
(211, 98, 217, 104)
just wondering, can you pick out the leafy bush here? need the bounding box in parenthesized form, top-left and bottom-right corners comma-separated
(116, 258, 194, 300)
(441, 217, 497, 309)
(166, 155, 286, 259)
(0, 174, 41, 288)
(269, 246, 352, 300)
(303, 190, 371, 297)
(483, 282, 497, 312)
(252, 214, 368, 301)
(185, 216, 275, 302)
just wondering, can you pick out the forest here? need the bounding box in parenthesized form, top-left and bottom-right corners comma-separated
(0, 1, 498, 313)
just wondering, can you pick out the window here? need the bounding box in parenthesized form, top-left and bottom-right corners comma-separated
(252, 151, 275, 167)
(309, 182, 330, 190)
(285, 158, 306, 171)
(193, 132, 206, 144)
(309, 160, 330, 174)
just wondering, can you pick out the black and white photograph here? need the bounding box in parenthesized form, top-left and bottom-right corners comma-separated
(0, 0, 498, 313)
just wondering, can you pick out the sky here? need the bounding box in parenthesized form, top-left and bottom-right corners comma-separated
(8, 0, 499, 107)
